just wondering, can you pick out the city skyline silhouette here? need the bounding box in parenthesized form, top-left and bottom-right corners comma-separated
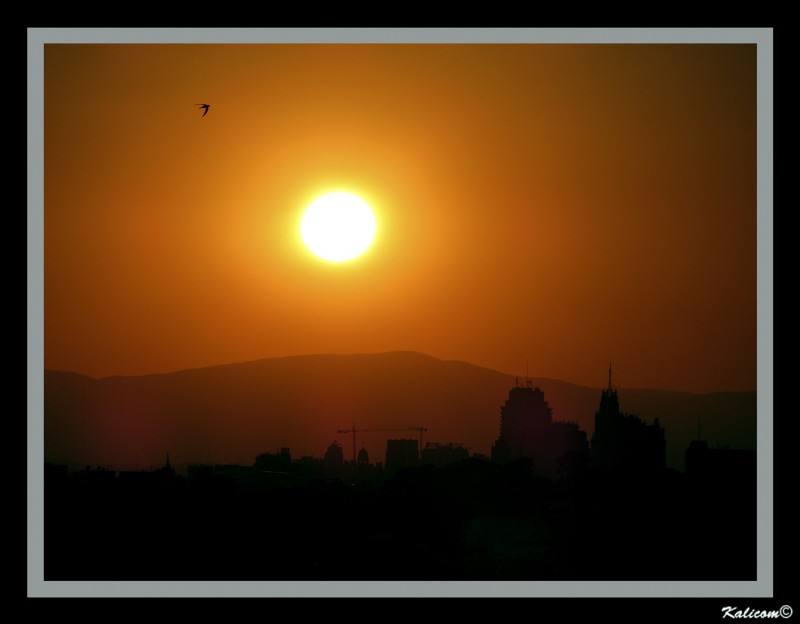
(44, 369, 757, 582)
(43, 352, 757, 473)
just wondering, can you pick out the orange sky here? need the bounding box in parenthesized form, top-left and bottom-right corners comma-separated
(43, 42, 759, 393)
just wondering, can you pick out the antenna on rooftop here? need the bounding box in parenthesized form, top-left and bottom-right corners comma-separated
(524, 360, 532, 388)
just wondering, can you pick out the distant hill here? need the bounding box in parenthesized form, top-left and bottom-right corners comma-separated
(42, 351, 756, 472)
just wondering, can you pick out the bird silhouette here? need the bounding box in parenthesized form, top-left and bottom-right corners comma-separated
(196, 103, 210, 117)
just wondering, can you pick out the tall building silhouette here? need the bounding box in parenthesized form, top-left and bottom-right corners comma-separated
(685, 440, 755, 485)
(590, 368, 666, 473)
(385, 439, 419, 473)
(491, 378, 589, 478)
(324, 440, 344, 465)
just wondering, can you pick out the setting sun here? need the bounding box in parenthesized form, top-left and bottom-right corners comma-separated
(301, 191, 377, 262)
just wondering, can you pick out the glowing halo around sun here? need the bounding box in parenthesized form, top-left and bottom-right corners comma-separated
(301, 192, 377, 262)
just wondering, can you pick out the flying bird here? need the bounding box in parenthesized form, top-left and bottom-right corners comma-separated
(196, 103, 210, 117)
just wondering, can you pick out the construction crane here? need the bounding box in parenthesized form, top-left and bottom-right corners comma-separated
(408, 426, 427, 454)
(337, 423, 428, 463)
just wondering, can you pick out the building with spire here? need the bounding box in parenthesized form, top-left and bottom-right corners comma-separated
(152, 452, 176, 478)
(590, 365, 666, 473)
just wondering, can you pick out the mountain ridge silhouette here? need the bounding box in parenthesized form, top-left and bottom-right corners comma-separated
(43, 351, 756, 472)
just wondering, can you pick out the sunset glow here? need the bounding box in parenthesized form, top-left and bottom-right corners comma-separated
(42, 42, 759, 394)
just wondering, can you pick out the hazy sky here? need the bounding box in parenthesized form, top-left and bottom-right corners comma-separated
(43, 42, 759, 393)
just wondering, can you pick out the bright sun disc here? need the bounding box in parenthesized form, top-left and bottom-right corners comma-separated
(301, 192, 377, 262)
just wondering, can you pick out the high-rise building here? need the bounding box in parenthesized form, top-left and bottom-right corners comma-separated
(491, 378, 589, 478)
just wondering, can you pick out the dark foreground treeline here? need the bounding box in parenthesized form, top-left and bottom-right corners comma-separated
(44, 458, 755, 581)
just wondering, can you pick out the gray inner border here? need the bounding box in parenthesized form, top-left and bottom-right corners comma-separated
(27, 27, 774, 598)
